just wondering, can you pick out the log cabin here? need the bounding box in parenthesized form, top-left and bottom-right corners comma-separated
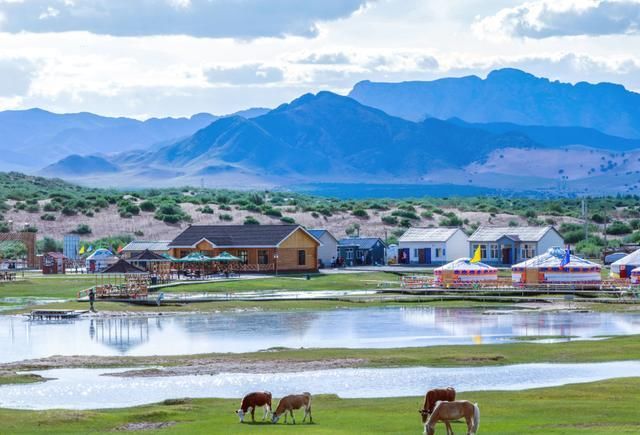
(168, 224, 320, 273)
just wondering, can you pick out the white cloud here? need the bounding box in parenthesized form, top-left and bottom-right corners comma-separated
(204, 64, 284, 85)
(0, 0, 373, 38)
(0, 57, 36, 96)
(474, 0, 640, 39)
(295, 52, 351, 65)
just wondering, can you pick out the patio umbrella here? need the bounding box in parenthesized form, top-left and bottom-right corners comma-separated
(175, 252, 213, 263)
(211, 251, 241, 262)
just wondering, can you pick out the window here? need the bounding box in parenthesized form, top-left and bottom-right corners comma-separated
(435, 248, 441, 258)
(414, 248, 419, 257)
(522, 244, 535, 259)
(238, 250, 248, 264)
(258, 250, 269, 265)
(298, 250, 306, 266)
(490, 244, 499, 259)
(346, 249, 353, 260)
(442, 248, 446, 257)
(478, 244, 487, 259)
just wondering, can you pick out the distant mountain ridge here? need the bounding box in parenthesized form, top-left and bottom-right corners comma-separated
(349, 68, 640, 139)
(0, 107, 269, 171)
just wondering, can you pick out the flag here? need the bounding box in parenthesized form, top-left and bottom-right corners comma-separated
(87, 245, 93, 252)
(117, 245, 123, 253)
(470, 245, 482, 263)
(560, 246, 571, 268)
(79, 245, 85, 255)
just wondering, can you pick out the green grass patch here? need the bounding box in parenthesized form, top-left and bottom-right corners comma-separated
(1, 379, 640, 434)
(0, 276, 97, 299)
(0, 373, 46, 386)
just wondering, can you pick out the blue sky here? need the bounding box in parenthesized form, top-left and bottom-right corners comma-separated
(0, 0, 639, 118)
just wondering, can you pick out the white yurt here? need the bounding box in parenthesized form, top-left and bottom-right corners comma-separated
(434, 258, 498, 286)
(630, 267, 640, 285)
(512, 247, 601, 285)
(610, 248, 640, 278)
(85, 249, 117, 273)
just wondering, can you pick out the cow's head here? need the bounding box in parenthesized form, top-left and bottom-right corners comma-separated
(418, 409, 430, 424)
(235, 409, 245, 423)
(271, 412, 281, 424)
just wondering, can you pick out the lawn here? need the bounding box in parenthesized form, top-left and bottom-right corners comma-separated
(0, 275, 97, 299)
(1, 378, 639, 434)
(155, 271, 402, 293)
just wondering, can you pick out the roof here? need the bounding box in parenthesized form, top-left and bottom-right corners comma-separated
(308, 229, 338, 242)
(468, 226, 557, 243)
(101, 259, 146, 274)
(611, 248, 640, 267)
(435, 258, 497, 274)
(168, 225, 318, 248)
(512, 247, 601, 271)
(338, 237, 386, 249)
(45, 252, 66, 259)
(129, 249, 170, 262)
(122, 240, 171, 252)
(399, 227, 464, 243)
(86, 248, 115, 259)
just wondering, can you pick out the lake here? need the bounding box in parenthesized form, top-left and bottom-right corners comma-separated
(2, 307, 640, 363)
(2, 361, 640, 410)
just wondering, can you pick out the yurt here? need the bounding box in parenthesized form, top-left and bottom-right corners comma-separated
(630, 267, 640, 285)
(85, 249, 117, 273)
(434, 258, 498, 287)
(511, 247, 601, 285)
(610, 248, 640, 278)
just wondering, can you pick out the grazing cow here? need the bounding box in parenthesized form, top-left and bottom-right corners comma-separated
(419, 387, 456, 423)
(424, 400, 480, 435)
(236, 391, 272, 423)
(271, 392, 312, 424)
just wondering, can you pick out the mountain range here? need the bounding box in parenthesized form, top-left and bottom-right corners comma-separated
(6, 68, 640, 195)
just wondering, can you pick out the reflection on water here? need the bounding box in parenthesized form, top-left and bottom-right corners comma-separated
(2, 308, 640, 363)
(3, 361, 640, 410)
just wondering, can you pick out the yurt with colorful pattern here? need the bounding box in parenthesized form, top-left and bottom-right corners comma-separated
(610, 248, 640, 278)
(511, 247, 601, 285)
(434, 258, 498, 286)
(630, 267, 640, 284)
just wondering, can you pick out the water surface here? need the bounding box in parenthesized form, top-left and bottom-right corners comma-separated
(2, 361, 639, 410)
(2, 307, 640, 363)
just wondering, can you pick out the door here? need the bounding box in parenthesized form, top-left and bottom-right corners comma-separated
(400, 249, 410, 264)
(426, 248, 432, 265)
(502, 247, 511, 265)
(418, 249, 426, 264)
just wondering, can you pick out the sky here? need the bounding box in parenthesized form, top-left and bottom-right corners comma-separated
(0, 0, 639, 119)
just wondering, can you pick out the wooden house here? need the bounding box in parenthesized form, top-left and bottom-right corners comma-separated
(337, 237, 387, 266)
(168, 225, 320, 273)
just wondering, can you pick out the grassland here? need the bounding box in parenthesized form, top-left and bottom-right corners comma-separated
(1, 379, 639, 434)
(0, 275, 98, 299)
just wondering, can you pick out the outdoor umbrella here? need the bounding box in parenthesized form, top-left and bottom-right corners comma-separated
(211, 251, 241, 262)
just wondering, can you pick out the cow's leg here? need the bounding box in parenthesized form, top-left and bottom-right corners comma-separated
(465, 414, 473, 435)
(444, 420, 454, 435)
(291, 409, 296, 424)
(250, 406, 255, 423)
(283, 412, 287, 424)
(262, 405, 269, 421)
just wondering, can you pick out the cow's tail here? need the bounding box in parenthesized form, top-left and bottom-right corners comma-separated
(472, 403, 480, 434)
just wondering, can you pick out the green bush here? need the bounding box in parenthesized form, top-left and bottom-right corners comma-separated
(381, 215, 398, 225)
(26, 204, 40, 213)
(606, 221, 632, 235)
(352, 209, 369, 218)
(391, 210, 420, 220)
(139, 200, 156, 212)
(219, 213, 233, 221)
(71, 224, 92, 235)
(280, 216, 295, 224)
(263, 208, 282, 218)
(40, 213, 56, 221)
(420, 211, 433, 220)
(200, 205, 214, 214)
(43, 202, 60, 212)
(244, 216, 260, 225)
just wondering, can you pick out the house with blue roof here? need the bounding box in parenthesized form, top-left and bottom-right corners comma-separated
(338, 237, 387, 266)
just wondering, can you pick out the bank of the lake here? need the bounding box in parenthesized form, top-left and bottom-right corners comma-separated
(1, 378, 638, 434)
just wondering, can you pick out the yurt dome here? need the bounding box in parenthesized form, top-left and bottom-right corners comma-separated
(85, 248, 117, 272)
(434, 258, 498, 286)
(512, 247, 601, 285)
(610, 248, 640, 278)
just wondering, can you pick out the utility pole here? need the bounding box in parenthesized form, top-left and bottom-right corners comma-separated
(602, 202, 608, 251)
(582, 199, 588, 244)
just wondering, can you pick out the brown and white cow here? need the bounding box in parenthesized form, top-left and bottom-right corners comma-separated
(271, 392, 312, 424)
(236, 391, 272, 423)
(419, 387, 456, 425)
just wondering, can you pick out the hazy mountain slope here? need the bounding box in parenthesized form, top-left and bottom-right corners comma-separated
(349, 68, 640, 139)
(144, 92, 540, 178)
(42, 155, 120, 176)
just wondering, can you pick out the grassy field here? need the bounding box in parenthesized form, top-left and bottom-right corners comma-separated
(1, 378, 639, 434)
(0, 275, 97, 299)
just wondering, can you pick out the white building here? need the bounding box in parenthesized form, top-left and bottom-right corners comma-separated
(398, 227, 468, 265)
(308, 229, 339, 268)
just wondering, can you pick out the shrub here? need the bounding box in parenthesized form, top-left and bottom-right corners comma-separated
(606, 221, 632, 235)
(244, 216, 260, 225)
(381, 215, 398, 225)
(352, 209, 369, 218)
(311, 212, 320, 218)
(280, 216, 295, 224)
(40, 213, 56, 221)
(43, 202, 60, 212)
(219, 213, 233, 221)
(440, 215, 463, 227)
(61, 206, 77, 216)
(391, 210, 420, 220)
(563, 229, 586, 244)
(26, 204, 40, 213)
(420, 211, 433, 220)
(263, 208, 282, 218)
(200, 205, 214, 214)
(71, 224, 92, 235)
(139, 200, 156, 212)
(134, 230, 144, 237)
